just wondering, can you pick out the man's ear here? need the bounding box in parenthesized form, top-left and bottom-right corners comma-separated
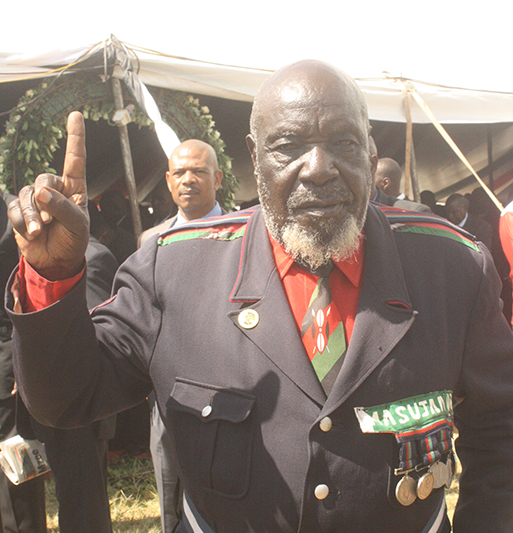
(370, 153, 378, 177)
(246, 134, 257, 168)
(214, 170, 223, 191)
(165, 171, 172, 192)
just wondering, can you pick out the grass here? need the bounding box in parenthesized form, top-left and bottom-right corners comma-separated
(44, 450, 460, 532)
(45, 452, 161, 533)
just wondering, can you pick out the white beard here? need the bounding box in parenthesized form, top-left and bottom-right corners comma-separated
(279, 215, 362, 269)
(256, 169, 369, 270)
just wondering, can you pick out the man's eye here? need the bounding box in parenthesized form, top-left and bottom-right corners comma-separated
(273, 141, 298, 153)
(332, 138, 356, 148)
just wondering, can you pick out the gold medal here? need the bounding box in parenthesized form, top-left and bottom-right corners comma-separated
(395, 475, 417, 506)
(430, 461, 448, 489)
(417, 471, 434, 500)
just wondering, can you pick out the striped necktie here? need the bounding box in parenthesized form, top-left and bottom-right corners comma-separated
(300, 262, 347, 395)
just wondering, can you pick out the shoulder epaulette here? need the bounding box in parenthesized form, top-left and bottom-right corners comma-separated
(158, 209, 255, 247)
(378, 206, 480, 253)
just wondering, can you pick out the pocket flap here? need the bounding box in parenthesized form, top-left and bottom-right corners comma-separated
(169, 378, 256, 423)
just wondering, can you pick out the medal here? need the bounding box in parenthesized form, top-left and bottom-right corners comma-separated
(430, 461, 448, 489)
(417, 471, 434, 500)
(395, 475, 417, 506)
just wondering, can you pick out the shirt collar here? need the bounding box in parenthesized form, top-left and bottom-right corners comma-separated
(175, 201, 222, 227)
(458, 212, 469, 227)
(268, 230, 365, 288)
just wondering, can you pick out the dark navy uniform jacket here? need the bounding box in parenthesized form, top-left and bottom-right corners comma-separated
(7, 204, 513, 532)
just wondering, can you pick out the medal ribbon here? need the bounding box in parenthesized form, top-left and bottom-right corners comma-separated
(395, 420, 453, 471)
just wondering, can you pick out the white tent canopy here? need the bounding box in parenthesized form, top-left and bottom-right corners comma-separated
(1, 37, 513, 205)
(2, 40, 513, 125)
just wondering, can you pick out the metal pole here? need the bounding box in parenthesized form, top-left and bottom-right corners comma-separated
(488, 125, 495, 191)
(111, 76, 142, 237)
(402, 88, 420, 202)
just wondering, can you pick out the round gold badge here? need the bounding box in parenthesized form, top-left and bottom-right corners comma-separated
(238, 309, 260, 329)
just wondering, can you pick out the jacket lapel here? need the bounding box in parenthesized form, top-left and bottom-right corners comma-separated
(228, 205, 417, 412)
(228, 208, 326, 406)
(323, 205, 417, 413)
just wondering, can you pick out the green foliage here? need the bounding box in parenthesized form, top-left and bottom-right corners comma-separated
(0, 74, 238, 211)
(0, 83, 65, 193)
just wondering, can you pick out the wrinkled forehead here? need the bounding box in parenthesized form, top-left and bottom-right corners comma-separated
(252, 63, 369, 135)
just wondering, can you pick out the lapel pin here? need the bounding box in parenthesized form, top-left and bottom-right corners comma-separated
(238, 309, 259, 329)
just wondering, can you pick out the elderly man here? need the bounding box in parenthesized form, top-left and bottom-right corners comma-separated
(6, 60, 513, 532)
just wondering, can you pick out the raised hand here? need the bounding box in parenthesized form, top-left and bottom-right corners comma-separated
(8, 112, 90, 280)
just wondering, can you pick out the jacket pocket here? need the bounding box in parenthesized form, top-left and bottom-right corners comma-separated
(167, 378, 256, 498)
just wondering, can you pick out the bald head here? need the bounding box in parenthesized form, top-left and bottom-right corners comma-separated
(170, 139, 219, 171)
(445, 193, 469, 225)
(250, 60, 370, 143)
(166, 139, 223, 221)
(375, 158, 403, 198)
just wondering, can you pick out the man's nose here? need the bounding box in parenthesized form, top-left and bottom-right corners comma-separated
(182, 170, 196, 184)
(298, 146, 339, 185)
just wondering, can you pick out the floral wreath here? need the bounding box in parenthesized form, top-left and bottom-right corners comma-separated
(0, 72, 238, 210)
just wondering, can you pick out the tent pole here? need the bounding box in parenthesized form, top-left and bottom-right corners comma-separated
(488, 125, 494, 191)
(111, 77, 143, 237)
(403, 88, 420, 202)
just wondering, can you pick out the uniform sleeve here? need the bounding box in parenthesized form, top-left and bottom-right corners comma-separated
(6, 243, 159, 429)
(453, 243, 513, 531)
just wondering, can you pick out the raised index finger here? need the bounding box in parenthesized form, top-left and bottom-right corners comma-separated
(61, 111, 86, 204)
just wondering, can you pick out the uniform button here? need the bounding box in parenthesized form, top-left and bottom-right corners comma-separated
(319, 416, 332, 432)
(314, 484, 330, 500)
(201, 405, 212, 417)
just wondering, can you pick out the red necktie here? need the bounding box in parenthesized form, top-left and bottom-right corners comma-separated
(301, 262, 347, 395)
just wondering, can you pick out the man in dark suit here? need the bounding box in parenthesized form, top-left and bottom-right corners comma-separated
(368, 138, 431, 213)
(31, 235, 118, 533)
(445, 193, 493, 250)
(375, 157, 404, 198)
(6, 61, 513, 532)
(0, 191, 47, 532)
(138, 139, 224, 246)
(1, 193, 117, 533)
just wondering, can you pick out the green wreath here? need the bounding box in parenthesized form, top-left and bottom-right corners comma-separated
(0, 73, 238, 210)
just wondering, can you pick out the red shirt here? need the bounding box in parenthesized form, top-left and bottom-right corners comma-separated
(268, 232, 364, 345)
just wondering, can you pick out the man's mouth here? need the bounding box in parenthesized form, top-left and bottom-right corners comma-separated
(291, 200, 343, 217)
(180, 189, 199, 197)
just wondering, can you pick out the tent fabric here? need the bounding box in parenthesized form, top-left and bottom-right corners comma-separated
(2, 39, 513, 125)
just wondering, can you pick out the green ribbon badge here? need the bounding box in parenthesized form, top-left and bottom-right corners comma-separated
(354, 390, 453, 434)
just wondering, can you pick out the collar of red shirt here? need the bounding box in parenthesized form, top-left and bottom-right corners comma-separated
(267, 230, 364, 286)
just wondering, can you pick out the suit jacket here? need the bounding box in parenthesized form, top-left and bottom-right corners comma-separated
(463, 213, 493, 251)
(7, 204, 513, 532)
(138, 214, 178, 248)
(373, 188, 432, 213)
(138, 208, 228, 248)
